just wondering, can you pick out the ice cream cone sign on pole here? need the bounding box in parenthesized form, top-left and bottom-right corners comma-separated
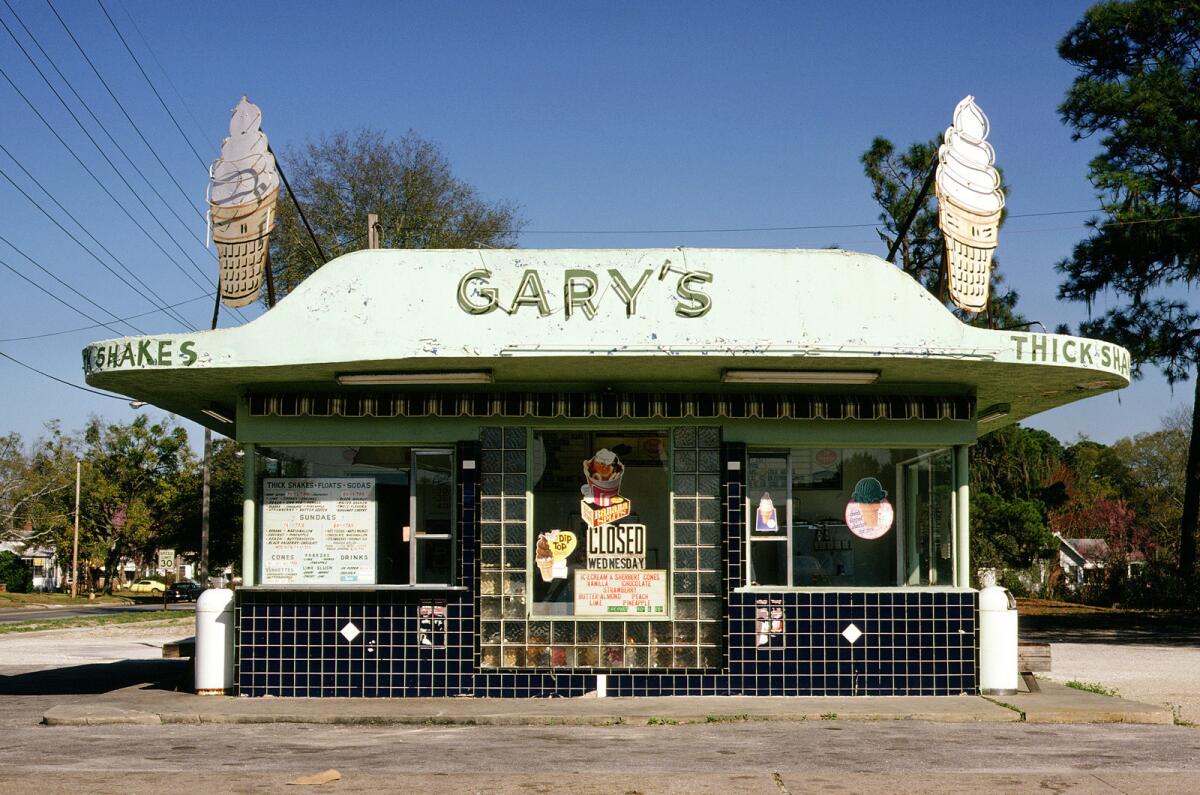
(208, 97, 280, 308)
(935, 96, 1004, 314)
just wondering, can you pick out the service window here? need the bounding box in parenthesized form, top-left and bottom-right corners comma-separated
(745, 447, 955, 587)
(256, 446, 456, 586)
(530, 430, 670, 618)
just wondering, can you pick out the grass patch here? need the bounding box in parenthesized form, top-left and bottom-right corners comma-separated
(1065, 680, 1119, 697)
(1171, 705, 1197, 728)
(705, 714, 752, 723)
(982, 696, 1026, 721)
(0, 592, 130, 609)
(819, 712, 837, 720)
(646, 717, 678, 725)
(0, 609, 191, 634)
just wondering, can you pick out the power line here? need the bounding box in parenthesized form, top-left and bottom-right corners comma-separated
(0, 292, 212, 342)
(0, 254, 129, 336)
(0, 61, 217, 301)
(0, 151, 196, 330)
(54, 0, 250, 324)
(0, 6, 201, 328)
(0, 24, 210, 290)
(114, 0, 212, 154)
(0, 234, 146, 334)
(0, 349, 127, 401)
(30, 0, 205, 225)
(92, 0, 208, 170)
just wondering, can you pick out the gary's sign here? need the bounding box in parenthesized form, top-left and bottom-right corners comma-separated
(457, 264, 713, 319)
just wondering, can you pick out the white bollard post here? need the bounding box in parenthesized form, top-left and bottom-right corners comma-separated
(978, 570, 1019, 696)
(596, 674, 607, 698)
(195, 588, 235, 695)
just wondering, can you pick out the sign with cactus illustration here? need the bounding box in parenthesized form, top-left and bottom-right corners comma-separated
(844, 477, 894, 540)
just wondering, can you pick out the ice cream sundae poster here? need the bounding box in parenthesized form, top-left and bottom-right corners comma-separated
(844, 477, 893, 540)
(754, 492, 779, 533)
(580, 448, 632, 528)
(535, 529, 577, 582)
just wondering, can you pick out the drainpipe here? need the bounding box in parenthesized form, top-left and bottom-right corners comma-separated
(242, 443, 256, 586)
(955, 445, 970, 588)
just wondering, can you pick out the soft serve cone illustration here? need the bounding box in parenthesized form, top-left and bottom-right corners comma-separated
(208, 97, 280, 308)
(935, 96, 1005, 314)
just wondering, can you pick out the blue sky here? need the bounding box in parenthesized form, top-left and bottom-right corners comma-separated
(0, 0, 1187, 448)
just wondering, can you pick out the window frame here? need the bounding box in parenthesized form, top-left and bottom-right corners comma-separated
(526, 426, 675, 621)
(740, 445, 959, 591)
(252, 443, 462, 590)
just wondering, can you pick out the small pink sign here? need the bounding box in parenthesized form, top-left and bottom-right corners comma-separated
(844, 500, 894, 540)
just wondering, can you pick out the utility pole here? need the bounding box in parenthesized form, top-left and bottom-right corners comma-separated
(200, 428, 212, 584)
(368, 213, 381, 249)
(71, 460, 80, 597)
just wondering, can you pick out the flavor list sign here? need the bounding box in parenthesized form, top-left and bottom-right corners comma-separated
(261, 478, 376, 585)
(574, 569, 667, 615)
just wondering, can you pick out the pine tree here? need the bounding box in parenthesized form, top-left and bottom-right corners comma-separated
(1056, 0, 1200, 581)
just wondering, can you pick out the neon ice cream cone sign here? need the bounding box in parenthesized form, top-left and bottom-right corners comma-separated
(208, 97, 280, 308)
(936, 95, 1005, 314)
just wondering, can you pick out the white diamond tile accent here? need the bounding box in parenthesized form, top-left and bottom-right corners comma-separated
(340, 621, 361, 642)
(841, 623, 862, 644)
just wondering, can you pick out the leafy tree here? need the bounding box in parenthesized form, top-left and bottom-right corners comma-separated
(1056, 0, 1200, 581)
(77, 415, 191, 591)
(971, 424, 1065, 501)
(0, 550, 32, 593)
(269, 129, 524, 298)
(861, 137, 1023, 328)
(1109, 407, 1189, 553)
(159, 437, 243, 573)
(970, 493, 1058, 571)
(0, 424, 76, 546)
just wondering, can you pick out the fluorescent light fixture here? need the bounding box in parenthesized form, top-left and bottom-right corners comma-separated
(201, 407, 234, 424)
(977, 403, 1010, 424)
(336, 371, 494, 385)
(721, 369, 879, 385)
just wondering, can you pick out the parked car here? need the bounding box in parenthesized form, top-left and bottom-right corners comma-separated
(128, 578, 167, 596)
(167, 580, 205, 602)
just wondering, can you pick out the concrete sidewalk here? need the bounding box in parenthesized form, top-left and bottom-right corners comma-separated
(41, 679, 1173, 727)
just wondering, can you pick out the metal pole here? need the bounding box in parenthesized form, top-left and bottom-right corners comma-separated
(886, 156, 939, 264)
(955, 445, 970, 587)
(268, 143, 327, 264)
(200, 428, 212, 584)
(71, 460, 80, 597)
(241, 443, 257, 587)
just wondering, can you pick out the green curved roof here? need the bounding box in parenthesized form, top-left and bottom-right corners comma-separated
(83, 248, 1129, 434)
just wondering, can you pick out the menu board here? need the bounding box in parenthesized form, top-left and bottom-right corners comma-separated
(261, 478, 376, 585)
(574, 569, 667, 615)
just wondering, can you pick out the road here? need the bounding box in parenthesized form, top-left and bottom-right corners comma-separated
(1022, 618, 1200, 724)
(1, 619, 1197, 793)
(0, 601, 195, 624)
(1, 679, 1199, 793)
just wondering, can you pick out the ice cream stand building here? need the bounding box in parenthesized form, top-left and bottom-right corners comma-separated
(81, 96, 1129, 697)
(83, 244, 1129, 698)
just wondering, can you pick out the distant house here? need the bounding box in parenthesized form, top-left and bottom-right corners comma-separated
(0, 538, 62, 592)
(1056, 534, 1146, 588)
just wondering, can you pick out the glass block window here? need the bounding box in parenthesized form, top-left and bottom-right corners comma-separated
(477, 426, 527, 669)
(673, 426, 724, 669)
(478, 425, 723, 671)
